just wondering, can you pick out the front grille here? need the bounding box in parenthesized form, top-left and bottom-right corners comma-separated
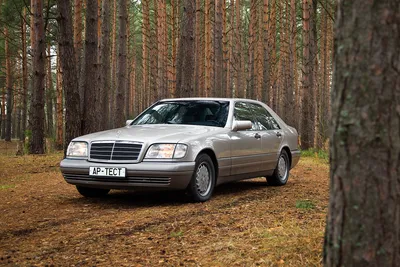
(90, 141, 142, 162)
(64, 173, 171, 185)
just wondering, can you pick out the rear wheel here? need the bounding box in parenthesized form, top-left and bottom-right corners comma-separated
(187, 154, 216, 202)
(267, 150, 290, 186)
(76, 186, 110, 197)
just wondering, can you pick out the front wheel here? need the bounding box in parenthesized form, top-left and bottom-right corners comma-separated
(76, 186, 110, 197)
(187, 154, 216, 202)
(267, 150, 290, 186)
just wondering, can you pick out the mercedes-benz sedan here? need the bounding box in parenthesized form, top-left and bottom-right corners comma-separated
(60, 98, 300, 202)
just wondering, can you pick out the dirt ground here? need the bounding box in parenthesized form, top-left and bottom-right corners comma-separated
(0, 142, 329, 266)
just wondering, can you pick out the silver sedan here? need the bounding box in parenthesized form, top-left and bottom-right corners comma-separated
(60, 98, 300, 202)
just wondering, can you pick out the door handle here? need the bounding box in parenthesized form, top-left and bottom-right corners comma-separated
(254, 133, 261, 139)
(276, 132, 282, 137)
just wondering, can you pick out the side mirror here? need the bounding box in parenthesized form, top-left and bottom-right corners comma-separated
(126, 120, 133, 126)
(232, 120, 252, 131)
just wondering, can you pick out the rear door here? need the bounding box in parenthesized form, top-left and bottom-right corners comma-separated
(248, 103, 283, 171)
(229, 102, 264, 175)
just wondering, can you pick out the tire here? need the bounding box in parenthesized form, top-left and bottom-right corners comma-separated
(187, 154, 216, 202)
(267, 150, 290, 186)
(76, 186, 110, 197)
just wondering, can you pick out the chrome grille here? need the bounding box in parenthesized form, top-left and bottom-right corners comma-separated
(90, 141, 142, 162)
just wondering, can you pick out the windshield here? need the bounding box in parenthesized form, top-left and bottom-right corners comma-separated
(132, 100, 230, 127)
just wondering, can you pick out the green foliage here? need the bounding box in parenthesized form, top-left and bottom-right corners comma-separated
(170, 230, 183, 238)
(0, 184, 15, 190)
(295, 200, 315, 210)
(301, 149, 329, 162)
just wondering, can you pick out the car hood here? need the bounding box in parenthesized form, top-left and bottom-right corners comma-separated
(73, 124, 226, 144)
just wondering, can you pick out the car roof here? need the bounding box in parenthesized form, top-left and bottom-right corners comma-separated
(159, 97, 264, 104)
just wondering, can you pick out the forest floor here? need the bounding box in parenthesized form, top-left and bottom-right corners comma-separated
(0, 140, 329, 266)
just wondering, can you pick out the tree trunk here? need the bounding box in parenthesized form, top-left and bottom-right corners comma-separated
(55, 53, 63, 150)
(262, 0, 270, 104)
(82, 0, 99, 134)
(157, 0, 167, 99)
(310, 0, 319, 148)
(204, 0, 214, 97)
(214, 0, 223, 97)
(194, 0, 202, 96)
(21, 8, 28, 141)
(150, 0, 158, 103)
(73, 0, 84, 116)
(110, 0, 117, 128)
(57, 0, 82, 154)
(300, 0, 314, 149)
(225, 1, 233, 98)
(115, 0, 128, 126)
(99, 0, 111, 129)
(129, 11, 137, 117)
(168, 0, 177, 98)
(269, 0, 277, 109)
(142, 0, 150, 105)
(234, 0, 242, 98)
(324, 0, 400, 265)
(4, 27, 12, 142)
(286, 0, 296, 127)
(176, 0, 196, 97)
(30, 0, 46, 153)
(15, 77, 21, 140)
(46, 45, 54, 138)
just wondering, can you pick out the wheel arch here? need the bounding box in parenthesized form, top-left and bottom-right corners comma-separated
(281, 146, 292, 168)
(197, 148, 219, 179)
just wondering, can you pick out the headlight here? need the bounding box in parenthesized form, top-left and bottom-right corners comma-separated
(145, 144, 188, 159)
(66, 142, 88, 158)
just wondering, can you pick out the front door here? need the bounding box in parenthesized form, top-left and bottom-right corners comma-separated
(229, 102, 263, 176)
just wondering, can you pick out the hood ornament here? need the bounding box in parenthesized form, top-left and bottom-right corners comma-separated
(116, 130, 122, 139)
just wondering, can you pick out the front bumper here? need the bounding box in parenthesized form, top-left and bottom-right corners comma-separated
(60, 159, 196, 190)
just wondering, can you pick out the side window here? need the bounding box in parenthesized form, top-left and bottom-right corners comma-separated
(249, 103, 280, 130)
(234, 102, 258, 130)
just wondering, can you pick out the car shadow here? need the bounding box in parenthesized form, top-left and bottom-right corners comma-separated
(64, 178, 285, 208)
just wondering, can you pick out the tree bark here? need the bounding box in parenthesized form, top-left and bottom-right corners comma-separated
(46, 44, 54, 138)
(262, 0, 270, 104)
(300, 0, 314, 149)
(21, 8, 28, 141)
(204, 0, 214, 97)
(99, 0, 111, 129)
(225, 1, 233, 98)
(30, 0, 46, 153)
(115, 0, 128, 126)
(168, 0, 177, 98)
(82, 0, 99, 134)
(142, 0, 150, 104)
(214, 0, 223, 97)
(176, 0, 196, 97)
(73, 0, 84, 115)
(57, 0, 82, 154)
(286, 0, 296, 127)
(4, 27, 12, 142)
(324, 0, 400, 265)
(157, 0, 167, 99)
(150, 0, 158, 103)
(55, 53, 63, 150)
(233, 0, 242, 98)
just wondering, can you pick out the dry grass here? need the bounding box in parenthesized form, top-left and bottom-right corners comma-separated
(0, 141, 329, 266)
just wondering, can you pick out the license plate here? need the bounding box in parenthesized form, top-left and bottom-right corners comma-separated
(89, 167, 126, 177)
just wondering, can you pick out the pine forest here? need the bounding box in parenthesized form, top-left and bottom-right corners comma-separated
(0, 0, 334, 154)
